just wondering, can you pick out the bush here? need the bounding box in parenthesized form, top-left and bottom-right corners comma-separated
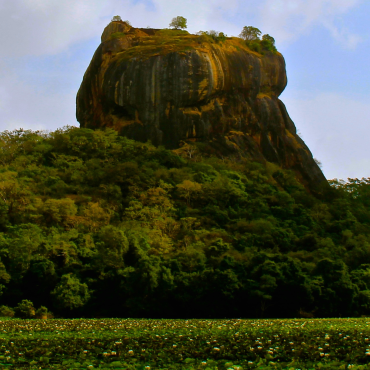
(35, 306, 48, 319)
(14, 300, 35, 318)
(0, 305, 14, 317)
(217, 32, 227, 43)
(47, 311, 54, 319)
(261, 35, 277, 52)
(246, 40, 262, 54)
(195, 30, 227, 43)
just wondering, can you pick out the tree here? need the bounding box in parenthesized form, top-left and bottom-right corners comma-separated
(262, 34, 275, 45)
(42, 198, 77, 226)
(35, 306, 48, 319)
(261, 34, 277, 52)
(14, 299, 35, 318)
(176, 180, 202, 206)
(0, 305, 14, 317)
(239, 26, 262, 41)
(217, 32, 227, 42)
(169, 16, 187, 30)
(112, 15, 122, 22)
(51, 274, 91, 311)
(96, 225, 129, 269)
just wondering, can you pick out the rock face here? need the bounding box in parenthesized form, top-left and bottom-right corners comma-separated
(77, 21, 327, 190)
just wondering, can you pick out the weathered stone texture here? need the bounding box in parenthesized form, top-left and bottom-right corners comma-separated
(77, 21, 327, 189)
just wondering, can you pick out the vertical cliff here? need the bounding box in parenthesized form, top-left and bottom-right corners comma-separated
(77, 21, 327, 190)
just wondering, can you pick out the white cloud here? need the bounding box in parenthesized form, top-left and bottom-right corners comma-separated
(0, 0, 150, 57)
(282, 92, 370, 180)
(321, 20, 362, 49)
(0, 0, 247, 134)
(0, 0, 244, 58)
(0, 0, 364, 58)
(259, 0, 363, 48)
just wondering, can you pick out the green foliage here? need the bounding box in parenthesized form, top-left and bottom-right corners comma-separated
(14, 299, 35, 318)
(261, 34, 277, 52)
(196, 30, 228, 43)
(36, 305, 48, 314)
(1, 318, 370, 368)
(169, 16, 187, 30)
(0, 305, 14, 317)
(0, 126, 368, 318)
(96, 225, 129, 269)
(239, 26, 262, 41)
(238, 27, 278, 54)
(111, 15, 122, 22)
(51, 274, 91, 311)
(156, 28, 189, 36)
(109, 32, 126, 40)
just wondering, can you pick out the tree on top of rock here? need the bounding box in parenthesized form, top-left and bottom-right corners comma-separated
(261, 34, 277, 52)
(112, 15, 122, 22)
(239, 26, 262, 41)
(262, 34, 275, 45)
(169, 16, 187, 30)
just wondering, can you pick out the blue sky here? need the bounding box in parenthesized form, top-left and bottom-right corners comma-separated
(0, 0, 369, 180)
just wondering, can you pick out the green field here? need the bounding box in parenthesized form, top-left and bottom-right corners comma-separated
(1, 318, 370, 369)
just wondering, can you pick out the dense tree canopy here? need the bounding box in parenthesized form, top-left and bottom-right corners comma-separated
(0, 127, 369, 319)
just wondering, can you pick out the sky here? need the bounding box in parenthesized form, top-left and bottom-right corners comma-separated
(0, 0, 369, 181)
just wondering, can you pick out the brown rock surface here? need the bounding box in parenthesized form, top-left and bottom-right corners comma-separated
(77, 21, 327, 190)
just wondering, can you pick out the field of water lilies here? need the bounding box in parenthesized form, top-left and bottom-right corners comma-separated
(1, 318, 370, 369)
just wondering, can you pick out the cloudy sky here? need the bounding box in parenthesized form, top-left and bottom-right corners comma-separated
(0, 0, 369, 180)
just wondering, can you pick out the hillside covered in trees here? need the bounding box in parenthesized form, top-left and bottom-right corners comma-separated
(0, 127, 370, 319)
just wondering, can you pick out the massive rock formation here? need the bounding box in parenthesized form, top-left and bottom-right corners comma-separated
(77, 21, 327, 190)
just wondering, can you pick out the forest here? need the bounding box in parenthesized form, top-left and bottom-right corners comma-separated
(0, 126, 369, 319)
